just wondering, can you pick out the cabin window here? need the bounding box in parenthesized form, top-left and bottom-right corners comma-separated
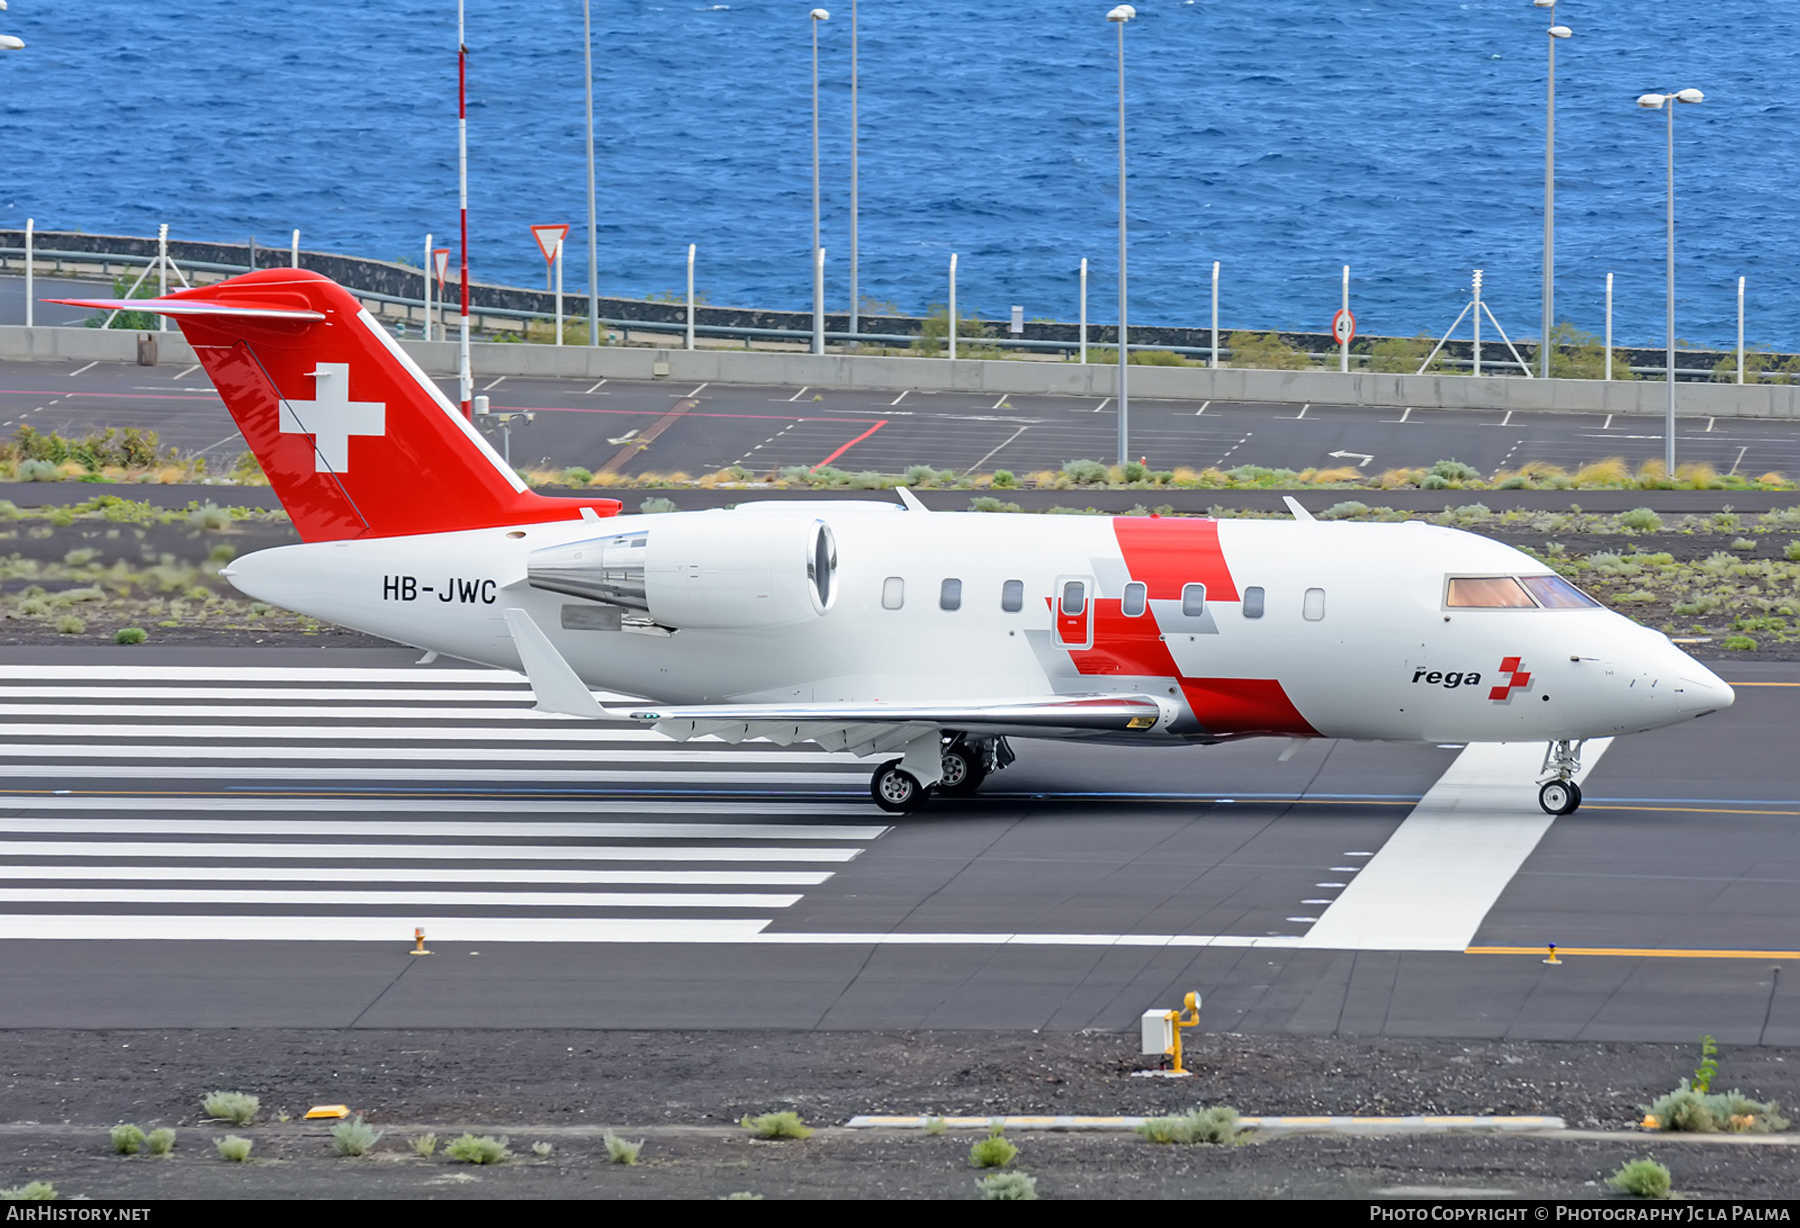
(940, 578, 963, 611)
(882, 576, 904, 610)
(1061, 580, 1086, 616)
(1242, 586, 1265, 619)
(1181, 583, 1206, 617)
(1519, 574, 1601, 609)
(1001, 579, 1024, 612)
(1446, 576, 1535, 608)
(1121, 581, 1147, 618)
(1303, 587, 1326, 621)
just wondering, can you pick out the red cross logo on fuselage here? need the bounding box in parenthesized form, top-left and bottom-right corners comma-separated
(1489, 656, 1531, 701)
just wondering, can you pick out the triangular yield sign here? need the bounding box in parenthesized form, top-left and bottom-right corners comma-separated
(530, 224, 570, 265)
(433, 248, 450, 289)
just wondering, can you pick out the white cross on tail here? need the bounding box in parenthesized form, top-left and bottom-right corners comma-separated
(279, 363, 386, 473)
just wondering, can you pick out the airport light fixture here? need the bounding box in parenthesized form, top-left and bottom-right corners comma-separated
(1533, 1, 1571, 379)
(1637, 87, 1703, 474)
(810, 8, 830, 356)
(849, 0, 860, 347)
(584, 0, 599, 346)
(1108, 4, 1135, 468)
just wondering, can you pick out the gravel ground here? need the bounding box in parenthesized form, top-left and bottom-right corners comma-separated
(1, 1030, 1795, 1200)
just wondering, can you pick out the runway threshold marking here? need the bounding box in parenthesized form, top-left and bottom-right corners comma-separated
(814, 419, 888, 469)
(1468, 946, 1800, 961)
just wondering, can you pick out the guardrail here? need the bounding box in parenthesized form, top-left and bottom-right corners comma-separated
(0, 229, 1775, 381)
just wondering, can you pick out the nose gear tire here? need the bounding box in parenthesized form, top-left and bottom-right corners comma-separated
(1538, 780, 1582, 816)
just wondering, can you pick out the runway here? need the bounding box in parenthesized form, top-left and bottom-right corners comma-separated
(0, 647, 1793, 1041)
(8, 358, 1800, 482)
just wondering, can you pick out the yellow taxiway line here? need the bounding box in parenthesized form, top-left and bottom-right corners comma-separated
(1469, 946, 1800, 960)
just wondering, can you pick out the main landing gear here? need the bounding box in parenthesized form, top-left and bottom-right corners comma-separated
(1537, 739, 1584, 816)
(869, 734, 1013, 813)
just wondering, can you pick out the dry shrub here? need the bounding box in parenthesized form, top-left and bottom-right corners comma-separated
(1309, 466, 1363, 484)
(1574, 457, 1631, 486)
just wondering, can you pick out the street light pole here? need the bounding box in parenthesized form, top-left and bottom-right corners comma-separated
(584, 0, 598, 347)
(849, 0, 859, 347)
(810, 9, 830, 357)
(457, 0, 473, 418)
(1108, 5, 1135, 469)
(1534, 1, 1571, 379)
(1638, 88, 1703, 475)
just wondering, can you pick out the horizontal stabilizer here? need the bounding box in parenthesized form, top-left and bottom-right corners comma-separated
(45, 296, 325, 321)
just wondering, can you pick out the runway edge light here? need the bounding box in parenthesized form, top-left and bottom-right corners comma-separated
(411, 927, 432, 956)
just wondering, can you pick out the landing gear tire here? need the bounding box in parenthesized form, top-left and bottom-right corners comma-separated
(1538, 779, 1582, 816)
(871, 759, 933, 813)
(937, 743, 988, 796)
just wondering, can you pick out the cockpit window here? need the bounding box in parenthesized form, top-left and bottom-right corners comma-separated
(1520, 574, 1600, 609)
(1446, 576, 1536, 608)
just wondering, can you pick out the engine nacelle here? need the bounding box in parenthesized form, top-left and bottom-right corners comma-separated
(527, 513, 838, 630)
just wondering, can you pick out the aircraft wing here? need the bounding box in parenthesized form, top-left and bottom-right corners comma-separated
(620, 695, 1173, 756)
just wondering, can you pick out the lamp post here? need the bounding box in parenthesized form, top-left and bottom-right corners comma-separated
(584, 0, 599, 347)
(1533, 1, 1570, 378)
(1638, 87, 1703, 475)
(810, 8, 830, 357)
(457, 0, 473, 418)
(849, 0, 860, 346)
(1108, 4, 1134, 468)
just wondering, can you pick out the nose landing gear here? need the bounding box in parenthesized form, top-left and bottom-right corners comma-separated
(1537, 739, 1585, 815)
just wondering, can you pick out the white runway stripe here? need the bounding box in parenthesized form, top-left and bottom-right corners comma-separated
(0, 703, 596, 720)
(0, 666, 531, 683)
(0, 866, 833, 886)
(0, 817, 886, 839)
(0, 724, 679, 742)
(0, 745, 834, 765)
(0, 915, 774, 942)
(0, 841, 862, 863)
(0, 887, 802, 908)
(0, 686, 545, 702)
(0, 765, 863, 785)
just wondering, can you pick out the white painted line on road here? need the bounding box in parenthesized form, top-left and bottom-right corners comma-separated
(787, 386, 811, 402)
(990, 394, 1009, 410)
(0, 814, 886, 836)
(0, 865, 834, 887)
(0, 915, 776, 942)
(1294, 403, 1309, 420)
(0, 841, 862, 863)
(684, 382, 709, 397)
(0, 744, 830, 765)
(0, 666, 533, 683)
(172, 364, 200, 381)
(1730, 445, 1748, 476)
(483, 375, 507, 390)
(1603, 414, 1614, 430)
(967, 426, 1029, 473)
(0, 887, 804, 909)
(1707, 417, 1716, 432)
(1500, 410, 1512, 427)
(68, 362, 98, 377)
(1195, 400, 1210, 416)
(0, 685, 543, 702)
(1093, 397, 1112, 413)
(583, 379, 608, 393)
(0, 765, 863, 785)
(1299, 739, 1611, 951)
(889, 390, 909, 406)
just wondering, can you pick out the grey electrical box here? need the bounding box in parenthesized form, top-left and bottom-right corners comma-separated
(1010, 306, 1024, 335)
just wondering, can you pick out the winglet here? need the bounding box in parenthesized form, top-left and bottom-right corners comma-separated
(894, 486, 929, 513)
(1282, 496, 1316, 522)
(502, 608, 607, 718)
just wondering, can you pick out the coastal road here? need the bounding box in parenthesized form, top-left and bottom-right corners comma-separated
(5, 358, 1800, 481)
(0, 646, 1792, 1043)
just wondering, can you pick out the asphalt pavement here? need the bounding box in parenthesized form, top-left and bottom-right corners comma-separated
(7, 358, 1800, 482)
(0, 646, 1790, 1043)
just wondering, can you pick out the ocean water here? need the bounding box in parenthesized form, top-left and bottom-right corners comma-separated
(0, 1, 1793, 349)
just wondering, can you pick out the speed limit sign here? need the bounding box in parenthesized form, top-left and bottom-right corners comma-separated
(1332, 308, 1356, 346)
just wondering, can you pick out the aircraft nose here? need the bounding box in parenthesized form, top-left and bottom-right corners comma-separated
(1674, 663, 1735, 716)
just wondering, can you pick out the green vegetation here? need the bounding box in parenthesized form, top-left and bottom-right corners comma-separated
(976, 1172, 1039, 1200)
(968, 1123, 1018, 1169)
(109, 1124, 146, 1155)
(1608, 1158, 1672, 1199)
(530, 1141, 554, 1158)
(445, 1133, 512, 1164)
(739, 1111, 813, 1140)
(639, 495, 678, 514)
(1225, 330, 1310, 370)
(114, 627, 148, 645)
(409, 1133, 438, 1158)
(329, 1115, 382, 1157)
(1546, 323, 1636, 381)
(1368, 333, 1448, 374)
(603, 1130, 644, 1165)
(214, 1135, 253, 1163)
(923, 1116, 948, 1136)
(145, 1129, 176, 1156)
(0, 1182, 57, 1200)
(1135, 1106, 1245, 1145)
(202, 1091, 259, 1126)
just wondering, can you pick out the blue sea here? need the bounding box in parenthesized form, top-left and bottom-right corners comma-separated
(0, 1, 1793, 349)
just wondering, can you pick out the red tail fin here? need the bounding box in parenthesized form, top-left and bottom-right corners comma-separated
(53, 270, 619, 541)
